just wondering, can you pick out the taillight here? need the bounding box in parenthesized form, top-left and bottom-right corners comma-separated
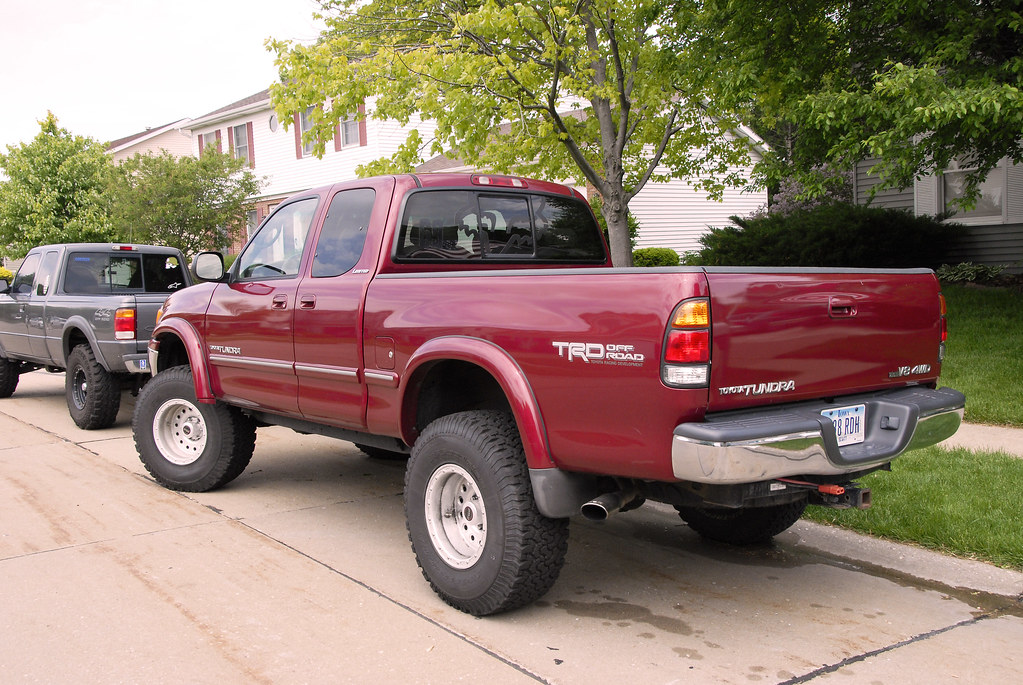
(938, 293, 947, 361)
(662, 298, 710, 387)
(115, 308, 136, 340)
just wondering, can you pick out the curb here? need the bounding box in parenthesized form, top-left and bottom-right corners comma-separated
(790, 520, 1023, 601)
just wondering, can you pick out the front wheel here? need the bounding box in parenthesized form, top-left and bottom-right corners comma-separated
(0, 358, 20, 398)
(132, 366, 257, 492)
(404, 410, 569, 616)
(675, 498, 808, 545)
(66, 344, 120, 429)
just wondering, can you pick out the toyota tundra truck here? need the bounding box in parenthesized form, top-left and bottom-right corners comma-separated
(132, 173, 965, 615)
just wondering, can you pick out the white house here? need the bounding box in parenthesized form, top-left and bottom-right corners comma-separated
(106, 119, 192, 162)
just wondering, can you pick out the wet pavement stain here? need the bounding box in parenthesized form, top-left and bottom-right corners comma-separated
(553, 597, 693, 635)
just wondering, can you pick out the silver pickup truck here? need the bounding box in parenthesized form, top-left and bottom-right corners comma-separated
(0, 243, 191, 429)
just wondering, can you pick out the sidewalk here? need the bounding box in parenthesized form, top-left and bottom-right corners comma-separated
(941, 422, 1023, 457)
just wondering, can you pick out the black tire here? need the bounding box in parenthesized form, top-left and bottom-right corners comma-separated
(132, 366, 257, 492)
(404, 410, 569, 616)
(66, 344, 121, 429)
(354, 443, 408, 460)
(675, 498, 808, 545)
(0, 358, 20, 398)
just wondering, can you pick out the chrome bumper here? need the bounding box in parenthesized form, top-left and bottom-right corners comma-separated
(671, 387, 965, 484)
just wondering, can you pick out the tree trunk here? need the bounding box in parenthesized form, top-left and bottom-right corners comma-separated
(601, 192, 633, 267)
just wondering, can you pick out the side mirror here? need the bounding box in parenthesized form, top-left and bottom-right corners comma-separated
(0, 279, 8, 294)
(192, 252, 226, 282)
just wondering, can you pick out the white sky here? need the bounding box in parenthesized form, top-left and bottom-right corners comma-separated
(1, 0, 326, 151)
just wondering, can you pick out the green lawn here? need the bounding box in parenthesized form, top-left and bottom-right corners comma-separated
(804, 445, 1023, 571)
(939, 285, 1023, 427)
(805, 284, 1023, 571)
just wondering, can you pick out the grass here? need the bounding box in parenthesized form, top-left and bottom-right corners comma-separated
(805, 285, 1023, 571)
(939, 284, 1023, 427)
(804, 445, 1023, 571)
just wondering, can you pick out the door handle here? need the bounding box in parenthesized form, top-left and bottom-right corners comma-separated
(272, 294, 288, 310)
(829, 296, 857, 318)
(299, 294, 316, 309)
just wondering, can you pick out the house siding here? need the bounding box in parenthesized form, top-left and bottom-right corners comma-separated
(854, 159, 914, 210)
(946, 223, 1023, 273)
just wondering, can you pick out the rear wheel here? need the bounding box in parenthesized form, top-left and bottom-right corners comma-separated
(132, 366, 257, 492)
(404, 410, 569, 615)
(0, 358, 20, 398)
(675, 499, 808, 545)
(66, 344, 120, 429)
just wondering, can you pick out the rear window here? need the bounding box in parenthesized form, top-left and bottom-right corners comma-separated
(63, 252, 187, 294)
(395, 190, 605, 263)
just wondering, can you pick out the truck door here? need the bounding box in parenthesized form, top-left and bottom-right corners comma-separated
(203, 196, 319, 415)
(294, 181, 391, 428)
(0, 252, 42, 359)
(28, 249, 60, 359)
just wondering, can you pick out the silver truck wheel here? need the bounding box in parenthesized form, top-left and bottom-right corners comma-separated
(405, 410, 569, 616)
(423, 463, 488, 569)
(152, 397, 208, 465)
(65, 344, 120, 430)
(0, 358, 20, 398)
(132, 366, 256, 492)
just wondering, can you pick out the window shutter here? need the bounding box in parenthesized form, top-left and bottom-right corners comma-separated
(334, 123, 343, 153)
(246, 121, 255, 168)
(215, 129, 222, 155)
(914, 174, 940, 216)
(358, 103, 367, 147)
(226, 126, 235, 158)
(1006, 161, 1023, 224)
(294, 114, 303, 159)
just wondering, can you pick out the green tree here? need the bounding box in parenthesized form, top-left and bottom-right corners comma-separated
(690, 0, 1023, 203)
(269, 0, 756, 266)
(0, 113, 117, 257)
(108, 149, 262, 257)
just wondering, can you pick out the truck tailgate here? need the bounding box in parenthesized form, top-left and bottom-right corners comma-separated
(705, 268, 944, 412)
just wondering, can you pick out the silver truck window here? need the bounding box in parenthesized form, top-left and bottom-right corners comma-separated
(12, 253, 41, 295)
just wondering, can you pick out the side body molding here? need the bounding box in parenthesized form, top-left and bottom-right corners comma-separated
(398, 336, 555, 470)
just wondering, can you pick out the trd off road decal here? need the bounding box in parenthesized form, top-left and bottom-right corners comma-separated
(552, 341, 645, 367)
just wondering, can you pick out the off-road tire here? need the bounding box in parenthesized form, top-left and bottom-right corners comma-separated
(132, 366, 257, 492)
(404, 410, 569, 616)
(0, 358, 20, 398)
(66, 344, 121, 429)
(675, 498, 808, 545)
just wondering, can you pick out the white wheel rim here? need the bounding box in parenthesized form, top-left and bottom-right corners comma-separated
(152, 398, 208, 466)
(424, 463, 487, 569)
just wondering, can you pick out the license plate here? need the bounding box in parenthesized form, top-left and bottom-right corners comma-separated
(822, 404, 866, 446)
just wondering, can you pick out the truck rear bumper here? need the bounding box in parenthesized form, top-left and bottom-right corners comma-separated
(123, 353, 151, 374)
(671, 386, 965, 484)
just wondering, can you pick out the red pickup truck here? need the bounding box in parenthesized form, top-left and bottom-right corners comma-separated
(133, 173, 965, 615)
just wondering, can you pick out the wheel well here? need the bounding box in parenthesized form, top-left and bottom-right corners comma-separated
(64, 328, 89, 358)
(408, 360, 511, 434)
(154, 333, 189, 372)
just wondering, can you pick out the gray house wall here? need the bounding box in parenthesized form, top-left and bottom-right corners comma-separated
(855, 158, 1023, 274)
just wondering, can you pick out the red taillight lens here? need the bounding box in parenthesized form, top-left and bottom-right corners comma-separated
(939, 294, 948, 342)
(666, 329, 710, 363)
(115, 308, 136, 340)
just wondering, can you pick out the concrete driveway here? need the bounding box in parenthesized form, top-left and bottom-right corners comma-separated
(1, 371, 1021, 684)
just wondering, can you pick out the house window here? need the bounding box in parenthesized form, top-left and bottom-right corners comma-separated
(339, 119, 359, 147)
(299, 106, 317, 156)
(943, 159, 1004, 221)
(245, 210, 259, 240)
(200, 131, 221, 154)
(231, 123, 251, 166)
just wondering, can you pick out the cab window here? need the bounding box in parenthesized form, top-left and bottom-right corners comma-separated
(312, 188, 375, 278)
(12, 253, 41, 295)
(237, 198, 318, 279)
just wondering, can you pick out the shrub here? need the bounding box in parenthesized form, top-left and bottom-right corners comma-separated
(937, 262, 1007, 285)
(0, 267, 13, 283)
(633, 247, 680, 267)
(683, 203, 960, 270)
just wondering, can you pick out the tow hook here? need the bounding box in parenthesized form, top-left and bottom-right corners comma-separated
(776, 478, 872, 510)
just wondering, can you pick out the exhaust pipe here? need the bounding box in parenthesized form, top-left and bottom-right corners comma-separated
(580, 489, 640, 521)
